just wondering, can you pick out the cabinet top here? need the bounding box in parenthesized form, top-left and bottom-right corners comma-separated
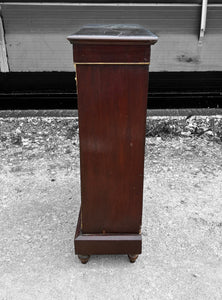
(67, 24, 158, 43)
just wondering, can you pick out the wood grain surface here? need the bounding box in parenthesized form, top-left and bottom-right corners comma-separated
(75, 210, 142, 255)
(76, 63, 148, 234)
(73, 43, 150, 63)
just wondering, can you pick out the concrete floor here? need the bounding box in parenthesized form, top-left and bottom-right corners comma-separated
(0, 116, 222, 299)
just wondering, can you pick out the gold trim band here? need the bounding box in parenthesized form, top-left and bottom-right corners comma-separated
(74, 62, 150, 65)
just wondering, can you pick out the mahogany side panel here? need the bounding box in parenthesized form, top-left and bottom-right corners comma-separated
(73, 43, 150, 62)
(76, 64, 148, 234)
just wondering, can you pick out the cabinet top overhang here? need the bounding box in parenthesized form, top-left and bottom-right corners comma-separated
(67, 24, 158, 44)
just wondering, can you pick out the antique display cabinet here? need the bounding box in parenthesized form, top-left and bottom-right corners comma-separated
(68, 24, 158, 264)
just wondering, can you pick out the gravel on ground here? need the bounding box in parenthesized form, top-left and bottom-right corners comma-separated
(0, 115, 222, 300)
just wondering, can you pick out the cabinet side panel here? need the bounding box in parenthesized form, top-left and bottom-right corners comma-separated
(77, 64, 148, 234)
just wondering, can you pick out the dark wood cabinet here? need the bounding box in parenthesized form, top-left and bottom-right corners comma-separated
(68, 24, 158, 264)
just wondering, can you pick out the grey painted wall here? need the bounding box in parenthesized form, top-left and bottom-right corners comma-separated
(1, 3, 222, 72)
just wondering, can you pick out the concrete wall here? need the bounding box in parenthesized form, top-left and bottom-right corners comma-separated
(1, 3, 222, 72)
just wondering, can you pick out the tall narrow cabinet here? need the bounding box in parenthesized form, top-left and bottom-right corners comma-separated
(68, 25, 158, 264)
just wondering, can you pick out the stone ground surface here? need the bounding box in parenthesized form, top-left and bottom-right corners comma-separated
(0, 115, 222, 300)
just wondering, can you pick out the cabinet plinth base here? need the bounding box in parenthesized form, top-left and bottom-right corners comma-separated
(74, 209, 142, 256)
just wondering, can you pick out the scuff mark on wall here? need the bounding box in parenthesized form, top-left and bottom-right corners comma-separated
(177, 54, 200, 64)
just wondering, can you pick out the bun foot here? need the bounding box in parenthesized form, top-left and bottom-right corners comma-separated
(128, 254, 139, 263)
(78, 255, 90, 264)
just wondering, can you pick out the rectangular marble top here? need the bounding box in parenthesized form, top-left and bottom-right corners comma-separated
(67, 24, 158, 42)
